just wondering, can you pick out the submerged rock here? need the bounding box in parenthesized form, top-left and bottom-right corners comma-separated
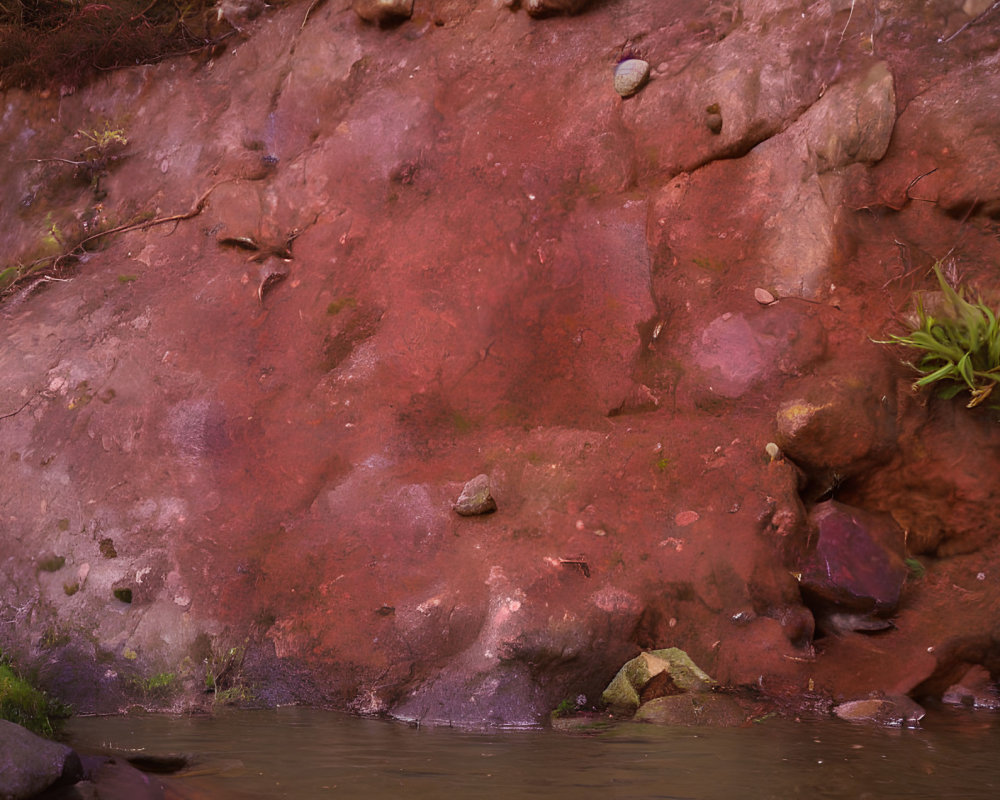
(942, 665, 1000, 710)
(834, 694, 925, 727)
(633, 693, 747, 727)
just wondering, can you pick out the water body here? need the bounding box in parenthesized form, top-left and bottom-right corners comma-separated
(64, 706, 1000, 799)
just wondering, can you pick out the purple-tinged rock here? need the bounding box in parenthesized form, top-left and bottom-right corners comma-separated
(798, 501, 907, 622)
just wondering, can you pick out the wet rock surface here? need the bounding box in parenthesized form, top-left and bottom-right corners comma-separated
(632, 693, 749, 727)
(833, 694, 926, 727)
(1, 0, 1000, 728)
(0, 720, 81, 800)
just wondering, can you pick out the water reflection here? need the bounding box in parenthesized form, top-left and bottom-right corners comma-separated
(65, 706, 1000, 799)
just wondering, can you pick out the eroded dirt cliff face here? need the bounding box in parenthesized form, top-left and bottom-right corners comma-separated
(2, 0, 1000, 725)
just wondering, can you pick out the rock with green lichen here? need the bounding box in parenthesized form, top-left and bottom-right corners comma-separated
(601, 648, 716, 713)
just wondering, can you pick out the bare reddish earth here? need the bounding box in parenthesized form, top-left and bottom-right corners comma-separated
(1, 0, 1000, 726)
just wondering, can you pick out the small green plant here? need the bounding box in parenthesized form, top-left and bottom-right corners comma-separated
(881, 263, 1000, 408)
(73, 124, 129, 194)
(905, 557, 926, 579)
(0, 651, 70, 736)
(39, 626, 70, 650)
(126, 670, 178, 703)
(78, 125, 128, 157)
(204, 641, 251, 705)
(36, 554, 65, 572)
(552, 697, 577, 718)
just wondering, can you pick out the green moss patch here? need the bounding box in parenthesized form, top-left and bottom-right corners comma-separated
(0, 653, 70, 736)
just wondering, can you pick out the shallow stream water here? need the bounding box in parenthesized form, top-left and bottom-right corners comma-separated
(64, 705, 1000, 799)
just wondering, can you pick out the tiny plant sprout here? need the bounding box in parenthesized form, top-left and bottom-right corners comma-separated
(765, 442, 780, 461)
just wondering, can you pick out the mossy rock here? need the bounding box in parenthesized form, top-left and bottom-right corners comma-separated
(601, 648, 716, 713)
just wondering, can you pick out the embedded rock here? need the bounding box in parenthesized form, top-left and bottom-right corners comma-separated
(798, 501, 908, 626)
(774, 368, 897, 492)
(799, 61, 896, 173)
(690, 308, 825, 400)
(352, 0, 414, 24)
(454, 474, 497, 516)
(525, 0, 591, 17)
(613, 59, 650, 98)
(601, 649, 716, 713)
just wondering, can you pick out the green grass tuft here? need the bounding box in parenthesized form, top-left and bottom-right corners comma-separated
(0, 652, 70, 736)
(879, 263, 1000, 409)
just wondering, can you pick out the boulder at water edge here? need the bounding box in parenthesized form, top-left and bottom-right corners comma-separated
(0, 719, 81, 800)
(601, 648, 716, 713)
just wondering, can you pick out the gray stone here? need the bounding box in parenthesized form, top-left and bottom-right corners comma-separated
(454, 474, 497, 516)
(0, 719, 81, 800)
